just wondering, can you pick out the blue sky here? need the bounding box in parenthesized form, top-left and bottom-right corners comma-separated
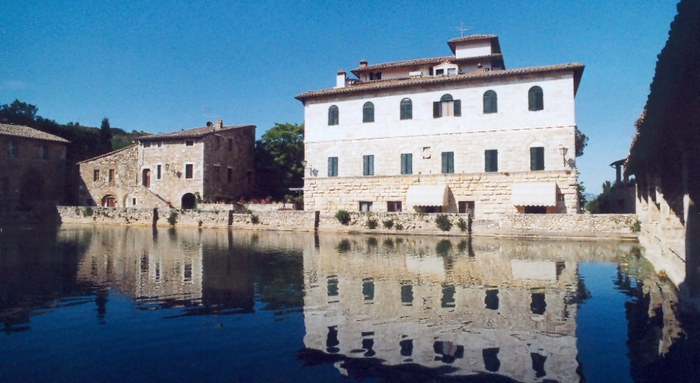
(1, 0, 678, 194)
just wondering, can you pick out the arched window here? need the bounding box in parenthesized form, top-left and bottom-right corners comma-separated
(528, 86, 543, 111)
(328, 105, 339, 126)
(400, 98, 412, 120)
(483, 90, 497, 114)
(434, 94, 461, 118)
(363, 102, 374, 123)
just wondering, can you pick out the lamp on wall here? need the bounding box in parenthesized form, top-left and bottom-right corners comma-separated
(559, 146, 568, 166)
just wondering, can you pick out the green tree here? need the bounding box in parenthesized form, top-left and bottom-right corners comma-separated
(0, 99, 38, 126)
(100, 117, 112, 153)
(255, 123, 304, 199)
(575, 127, 589, 157)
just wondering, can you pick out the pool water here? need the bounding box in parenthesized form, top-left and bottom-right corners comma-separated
(0, 225, 696, 382)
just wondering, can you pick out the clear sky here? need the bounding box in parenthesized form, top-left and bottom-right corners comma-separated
(1, 0, 678, 194)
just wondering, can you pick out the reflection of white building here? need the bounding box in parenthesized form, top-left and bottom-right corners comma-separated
(302, 235, 584, 382)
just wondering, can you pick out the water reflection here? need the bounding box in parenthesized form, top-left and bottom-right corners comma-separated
(0, 226, 695, 382)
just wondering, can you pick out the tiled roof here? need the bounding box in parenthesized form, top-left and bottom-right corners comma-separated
(76, 144, 137, 164)
(138, 124, 255, 141)
(0, 123, 70, 143)
(350, 54, 504, 75)
(297, 63, 585, 101)
(447, 34, 498, 44)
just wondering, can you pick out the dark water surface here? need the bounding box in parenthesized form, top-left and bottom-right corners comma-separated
(0, 225, 696, 382)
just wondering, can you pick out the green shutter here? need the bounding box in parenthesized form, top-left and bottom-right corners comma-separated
(454, 100, 461, 116)
(530, 147, 544, 170)
(433, 101, 440, 118)
(363, 102, 374, 123)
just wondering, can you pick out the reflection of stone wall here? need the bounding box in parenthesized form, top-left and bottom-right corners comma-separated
(301, 235, 639, 381)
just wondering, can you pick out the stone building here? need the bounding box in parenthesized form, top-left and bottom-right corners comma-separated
(626, 0, 698, 310)
(78, 120, 255, 209)
(296, 35, 583, 217)
(0, 123, 69, 219)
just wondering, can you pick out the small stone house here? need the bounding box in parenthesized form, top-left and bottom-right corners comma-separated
(78, 120, 255, 209)
(0, 123, 69, 218)
(296, 35, 583, 218)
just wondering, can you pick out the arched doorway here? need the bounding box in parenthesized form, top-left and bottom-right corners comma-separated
(102, 194, 117, 207)
(181, 193, 196, 209)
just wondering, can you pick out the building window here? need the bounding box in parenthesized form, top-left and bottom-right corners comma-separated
(359, 201, 373, 212)
(93, 169, 100, 182)
(328, 157, 338, 177)
(38, 145, 48, 160)
(142, 141, 151, 148)
(485, 150, 498, 172)
(228, 138, 233, 151)
(108, 169, 115, 183)
(433, 94, 461, 118)
(369, 72, 381, 80)
(132, 198, 137, 206)
(483, 90, 498, 114)
(185, 164, 193, 179)
(227, 167, 233, 182)
(528, 86, 544, 111)
(7, 142, 17, 158)
(400, 98, 412, 120)
(400, 153, 412, 175)
(441, 152, 454, 174)
(530, 147, 545, 170)
(185, 140, 194, 146)
(362, 102, 374, 123)
(387, 201, 402, 212)
(363, 155, 374, 176)
(214, 165, 220, 182)
(328, 105, 339, 126)
(458, 201, 475, 217)
(142, 168, 150, 187)
(157, 141, 162, 147)
(157, 165, 162, 180)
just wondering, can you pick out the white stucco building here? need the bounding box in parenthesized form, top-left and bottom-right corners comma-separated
(296, 35, 583, 217)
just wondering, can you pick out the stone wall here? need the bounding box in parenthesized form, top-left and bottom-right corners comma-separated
(306, 170, 578, 216)
(56, 206, 637, 240)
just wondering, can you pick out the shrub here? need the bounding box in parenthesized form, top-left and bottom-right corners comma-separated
(382, 219, 394, 229)
(167, 211, 178, 226)
(335, 210, 351, 225)
(82, 207, 94, 217)
(630, 219, 641, 233)
(250, 214, 259, 224)
(395, 223, 404, 230)
(456, 218, 467, 232)
(367, 217, 378, 229)
(435, 215, 452, 232)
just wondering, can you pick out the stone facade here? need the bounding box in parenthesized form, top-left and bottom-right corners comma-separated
(297, 35, 583, 217)
(0, 124, 69, 219)
(78, 120, 255, 209)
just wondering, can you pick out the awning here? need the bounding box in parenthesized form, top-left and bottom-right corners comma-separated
(406, 184, 448, 208)
(511, 182, 557, 206)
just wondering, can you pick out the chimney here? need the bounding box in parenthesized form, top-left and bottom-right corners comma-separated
(336, 70, 346, 88)
(215, 120, 223, 129)
(359, 59, 368, 68)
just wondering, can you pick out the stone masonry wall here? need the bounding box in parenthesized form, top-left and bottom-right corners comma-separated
(56, 206, 636, 240)
(305, 170, 578, 217)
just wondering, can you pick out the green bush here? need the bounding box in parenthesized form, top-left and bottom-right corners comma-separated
(456, 218, 467, 232)
(395, 223, 404, 230)
(435, 215, 452, 232)
(335, 210, 351, 225)
(367, 217, 378, 229)
(167, 211, 178, 226)
(250, 214, 260, 224)
(82, 207, 94, 217)
(382, 219, 394, 229)
(630, 219, 641, 233)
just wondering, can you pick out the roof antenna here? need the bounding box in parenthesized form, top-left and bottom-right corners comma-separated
(455, 22, 470, 37)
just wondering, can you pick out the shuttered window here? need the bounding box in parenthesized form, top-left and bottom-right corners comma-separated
(400, 98, 412, 120)
(483, 90, 497, 114)
(441, 152, 454, 174)
(528, 86, 544, 111)
(328, 105, 339, 125)
(433, 94, 460, 118)
(400, 153, 412, 175)
(327, 157, 338, 177)
(530, 147, 545, 170)
(363, 155, 374, 176)
(485, 150, 498, 172)
(363, 102, 374, 123)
